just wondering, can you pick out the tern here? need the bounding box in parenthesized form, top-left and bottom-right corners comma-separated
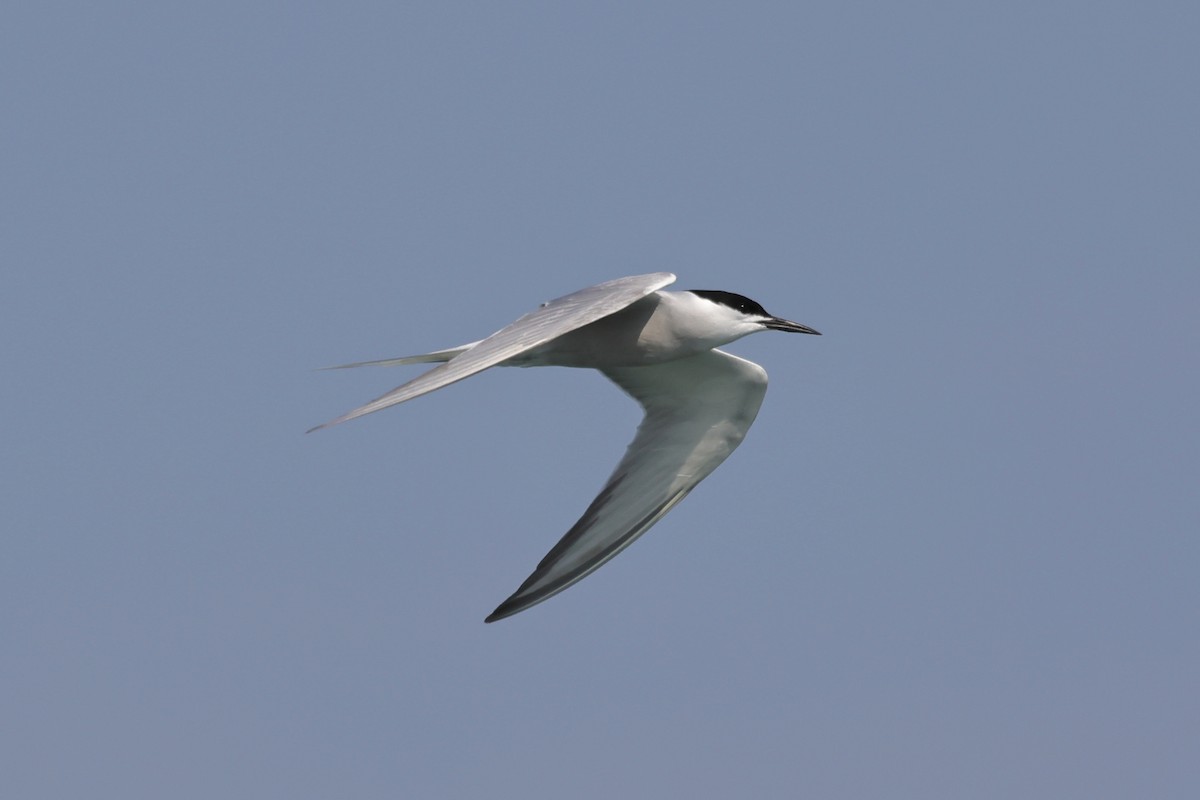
(310, 273, 820, 622)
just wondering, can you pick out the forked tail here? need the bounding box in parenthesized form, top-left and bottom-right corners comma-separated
(317, 340, 482, 370)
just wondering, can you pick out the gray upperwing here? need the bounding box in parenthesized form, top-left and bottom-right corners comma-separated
(308, 272, 675, 432)
(484, 349, 769, 622)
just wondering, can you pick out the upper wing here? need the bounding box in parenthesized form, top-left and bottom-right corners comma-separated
(308, 272, 675, 432)
(485, 349, 769, 622)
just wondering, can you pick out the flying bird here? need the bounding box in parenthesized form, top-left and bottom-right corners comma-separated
(309, 273, 820, 621)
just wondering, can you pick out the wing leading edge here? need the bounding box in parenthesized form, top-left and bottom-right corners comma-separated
(485, 348, 769, 622)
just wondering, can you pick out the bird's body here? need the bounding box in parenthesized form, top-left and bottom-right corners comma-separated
(311, 273, 819, 621)
(514, 290, 769, 368)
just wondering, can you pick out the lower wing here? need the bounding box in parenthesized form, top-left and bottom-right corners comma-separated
(485, 349, 769, 622)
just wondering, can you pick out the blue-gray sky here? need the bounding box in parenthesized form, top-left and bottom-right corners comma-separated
(4, 3, 1198, 797)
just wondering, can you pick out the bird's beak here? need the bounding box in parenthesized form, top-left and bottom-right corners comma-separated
(764, 317, 821, 335)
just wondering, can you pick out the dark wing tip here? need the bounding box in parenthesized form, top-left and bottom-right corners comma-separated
(484, 570, 555, 621)
(483, 576, 555, 623)
(483, 599, 520, 624)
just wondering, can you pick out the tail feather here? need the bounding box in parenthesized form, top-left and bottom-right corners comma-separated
(317, 341, 482, 370)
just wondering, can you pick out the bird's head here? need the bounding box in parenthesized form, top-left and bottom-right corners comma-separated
(687, 290, 822, 337)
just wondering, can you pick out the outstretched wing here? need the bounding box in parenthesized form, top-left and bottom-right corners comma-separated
(485, 349, 769, 622)
(308, 272, 675, 432)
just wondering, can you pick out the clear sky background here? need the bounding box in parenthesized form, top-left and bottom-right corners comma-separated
(4, 3, 1198, 798)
